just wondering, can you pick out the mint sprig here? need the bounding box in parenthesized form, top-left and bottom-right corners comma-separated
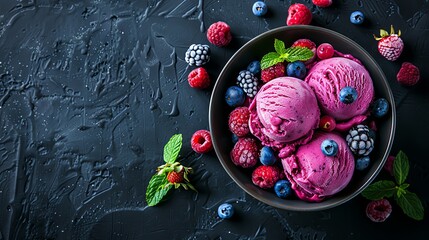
(361, 151, 424, 220)
(260, 38, 314, 70)
(145, 134, 196, 207)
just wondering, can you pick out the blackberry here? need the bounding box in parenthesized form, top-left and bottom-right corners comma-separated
(185, 44, 210, 66)
(236, 70, 258, 97)
(346, 125, 374, 156)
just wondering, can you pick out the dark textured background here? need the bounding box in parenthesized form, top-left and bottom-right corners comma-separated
(0, 0, 428, 239)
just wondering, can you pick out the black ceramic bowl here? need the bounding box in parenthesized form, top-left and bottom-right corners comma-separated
(209, 25, 396, 211)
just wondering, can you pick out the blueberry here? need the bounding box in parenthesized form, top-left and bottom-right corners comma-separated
(225, 86, 245, 107)
(350, 11, 365, 25)
(252, 1, 268, 17)
(218, 203, 234, 219)
(321, 139, 339, 156)
(232, 134, 239, 144)
(260, 146, 277, 165)
(286, 61, 306, 79)
(371, 98, 389, 118)
(356, 156, 370, 170)
(247, 60, 261, 75)
(339, 86, 358, 104)
(274, 180, 292, 199)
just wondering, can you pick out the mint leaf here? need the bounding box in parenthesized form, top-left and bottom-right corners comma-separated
(280, 47, 314, 63)
(274, 39, 287, 55)
(260, 52, 281, 69)
(146, 174, 172, 206)
(395, 190, 424, 220)
(164, 134, 182, 164)
(393, 150, 409, 185)
(361, 180, 397, 200)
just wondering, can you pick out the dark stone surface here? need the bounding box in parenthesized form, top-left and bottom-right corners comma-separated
(0, 0, 428, 239)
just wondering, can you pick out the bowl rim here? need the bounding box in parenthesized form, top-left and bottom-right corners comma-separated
(209, 25, 396, 211)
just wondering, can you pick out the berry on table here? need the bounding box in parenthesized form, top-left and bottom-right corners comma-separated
(218, 203, 234, 219)
(252, 165, 281, 189)
(225, 86, 246, 107)
(346, 125, 374, 156)
(188, 67, 210, 89)
(356, 156, 370, 170)
(312, 0, 332, 8)
(321, 139, 339, 156)
(191, 130, 213, 154)
(252, 1, 268, 17)
(366, 199, 392, 222)
(286, 61, 307, 79)
(230, 137, 259, 168)
(350, 11, 365, 24)
(228, 107, 250, 137)
(319, 115, 336, 132)
(383, 155, 395, 176)
(371, 98, 389, 118)
(396, 62, 420, 86)
(261, 62, 285, 83)
(167, 170, 184, 183)
(236, 70, 259, 97)
(260, 146, 277, 166)
(339, 86, 358, 104)
(207, 21, 232, 47)
(286, 3, 312, 26)
(274, 179, 292, 199)
(317, 43, 335, 59)
(374, 25, 403, 61)
(247, 60, 261, 75)
(185, 44, 210, 66)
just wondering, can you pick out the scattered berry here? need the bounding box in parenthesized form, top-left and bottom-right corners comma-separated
(167, 170, 184, 183)
(247, 60, 261, 75)
(366, 199, 392, 222)
(286, 61, 307, 79)
(185, 44, 210, 66)
(350, 11, 365, 25)
(274, 179, 292, 199)
(292, 39, 316, 50)
(218, 203, 234, 219)
(252, 165, 281, 189)
(312, 0, 332, 8)
(188, 67, 210, 89)
(356, 156, 370, 170)
(339, 86, 358, 104)
(260, 146, 277, 166)
(346, 125, 374, 156)
(396, 62, 420, 86)
(228, 107, 250, 137)
(286, 3, 312, 26)
(252, 1, 268, 17)
(383, 155, 395, 176)
(321, 139, 339, 156)
(225, 86, 246, 107)
(371, 98, 389, 118)
(230, 137, 259, 168)
(319, 115, 336, 132)
(207, 21, 232, 47)
(261, 62, 285, 83)
(191, 130, 213, 154)
(374, 25, 403, 61)
(317, 43, 335, 59)
(236, 70, 259, 97)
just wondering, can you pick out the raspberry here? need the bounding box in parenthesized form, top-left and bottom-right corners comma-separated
(396, 62, 420, 86)
(207, 21, 232, 47)
(252, 165, 281, 189)
(286, 3, 312, 26)
(230, 137, 259, 168)
(191, 130, 213, 153)
(188, 67, 210, 89)
(366, 199, 392, 222)
(292, 39, 316, 50)
(383, 155, 395, 176)
(261, 62, 285, 83)
(167, 170, 184, 183)
(228, 107, 250, 137)
(312, 0, 332, 8)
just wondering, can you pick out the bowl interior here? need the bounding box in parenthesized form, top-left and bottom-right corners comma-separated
(209, 26, 396, 211)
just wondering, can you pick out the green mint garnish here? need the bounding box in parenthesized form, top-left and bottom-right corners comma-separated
(361, 151, 424, 220)
(164, 134, 182, 164)
(146, 174, 172, 206)
(260, 38, 314, 70)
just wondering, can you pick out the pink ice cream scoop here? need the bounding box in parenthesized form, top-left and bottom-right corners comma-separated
(305, 57, 374, 121)
(249, 77, 320, 154)
(281, 131, 355, 202)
